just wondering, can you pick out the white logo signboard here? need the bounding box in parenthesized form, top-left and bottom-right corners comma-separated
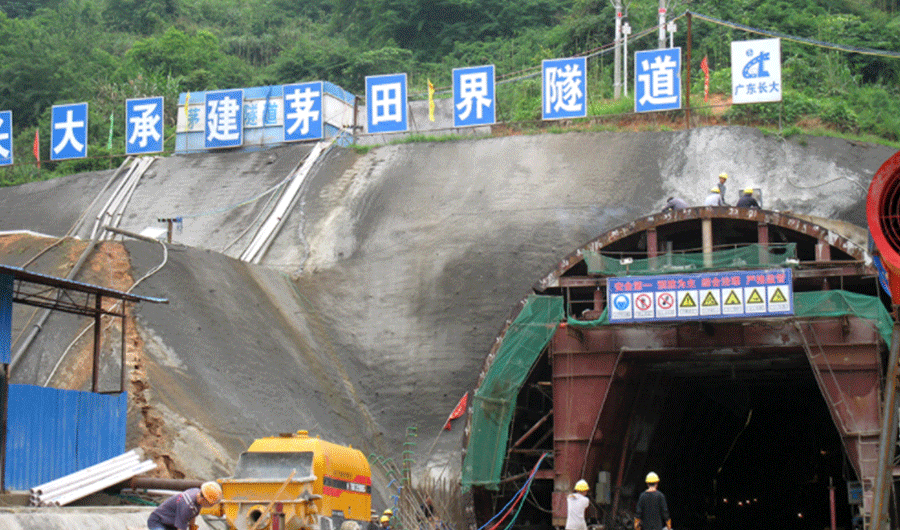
(731, 38, 782, 104)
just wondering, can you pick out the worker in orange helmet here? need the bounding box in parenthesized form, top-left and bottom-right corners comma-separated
(147, 481, 222, 530)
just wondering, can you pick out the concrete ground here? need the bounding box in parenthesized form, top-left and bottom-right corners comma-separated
(0, 126, 895, 527)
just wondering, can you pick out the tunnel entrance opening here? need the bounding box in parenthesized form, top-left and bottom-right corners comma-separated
(641, 366, 853, 530)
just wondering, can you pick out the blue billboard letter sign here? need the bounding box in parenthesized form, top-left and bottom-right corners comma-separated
(126, 97, 164, 155)
(283, 82, 324, 141)
(635, 48, 682, 113)
(205, 89, 244, 149)
(453, 65, 496, 127)
(542, 57, 587, 120)
(51, 103, 89, 161)
(0, 111, 12, 166)
(366, 73, 408, 134)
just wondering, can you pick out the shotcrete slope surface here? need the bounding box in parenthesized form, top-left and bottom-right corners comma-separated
(0, 127, 895, 530)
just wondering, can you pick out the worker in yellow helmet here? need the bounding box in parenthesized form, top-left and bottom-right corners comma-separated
(635, 472, 671, 530)
(380, 515, 392, 529)
(704, 187, 724, 207)
(565, 479, 592, 530)
(736, 187, 760, 208)
(147, 481, 222, 530)
(717, 172, 729, 204)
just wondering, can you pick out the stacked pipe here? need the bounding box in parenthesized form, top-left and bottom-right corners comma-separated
(29, 449, 157, 506)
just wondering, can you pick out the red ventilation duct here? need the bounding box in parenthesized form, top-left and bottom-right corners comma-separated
(867, 150, 900, 304)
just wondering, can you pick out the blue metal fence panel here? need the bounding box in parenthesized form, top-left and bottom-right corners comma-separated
(0, 273, 11, 364)
(5, 385, 126, 490)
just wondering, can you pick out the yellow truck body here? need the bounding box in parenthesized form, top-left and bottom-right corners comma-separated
(207, 431, 371, 530)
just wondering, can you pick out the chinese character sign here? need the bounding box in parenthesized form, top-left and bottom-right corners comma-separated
(635, 48, 681, 113)
(205, 89, 244, 149)
(542, 57, 587, 120)
(283, 82, 323, 141)
(453, 65, 495, 127)
(366, 73, 408, 134)
(731, 38, 782, 104)
(126, 97, 164, 155)
(51, 103, 88, 161)
(0, 111, 11, 166)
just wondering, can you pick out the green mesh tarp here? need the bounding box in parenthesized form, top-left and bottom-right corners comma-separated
(567, 290, 893, 346)
(461, 295, 564, 491)
(584, 243, 797, 276)
(794, 290, 894, 346)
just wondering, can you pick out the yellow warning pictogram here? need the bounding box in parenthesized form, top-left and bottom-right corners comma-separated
(724, 290, 741, 305)
(747, 288, 764, 304)
(769, 287, 787, 303)
(680, 293, 696, 308)
(702, 292, 719, 307)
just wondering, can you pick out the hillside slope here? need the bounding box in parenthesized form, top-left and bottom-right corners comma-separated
(0, 127, 894, 503)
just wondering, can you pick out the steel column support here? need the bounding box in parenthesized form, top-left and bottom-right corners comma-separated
(702, 218, 713, 268)
(92, 295, 102, 393)
(871, 323, 900, 530)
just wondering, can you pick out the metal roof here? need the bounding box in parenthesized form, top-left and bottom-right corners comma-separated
(0, 263, 167, 317)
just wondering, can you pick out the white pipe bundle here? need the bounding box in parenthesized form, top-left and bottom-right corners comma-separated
(29, 449, 157, 506)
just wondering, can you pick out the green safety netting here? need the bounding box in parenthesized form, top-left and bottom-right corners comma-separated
(461, 295, 564, 491)
(568, 290, 893, 345)
(584, 243, 797, 276)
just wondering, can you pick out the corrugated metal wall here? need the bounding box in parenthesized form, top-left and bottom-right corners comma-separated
(5, 385, 126, 490)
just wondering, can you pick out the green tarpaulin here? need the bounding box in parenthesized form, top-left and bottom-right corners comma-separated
(461, 295, 563, 490)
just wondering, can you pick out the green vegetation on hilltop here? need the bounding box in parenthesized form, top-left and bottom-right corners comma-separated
(0, 0, 899, 184)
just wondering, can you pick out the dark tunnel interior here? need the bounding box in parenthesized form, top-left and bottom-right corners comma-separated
(643, 372, 854, 530)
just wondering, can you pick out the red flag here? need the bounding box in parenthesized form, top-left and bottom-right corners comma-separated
(33, 129, 40, 168)
(700, 56, 710, 103)
(443, 392, 468, 430)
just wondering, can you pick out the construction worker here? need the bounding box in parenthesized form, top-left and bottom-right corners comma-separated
(736, 187, 760, 208)
(565, 479, 591, 530)
(635, 472, 671, 530)
(662, 197, 688, 212)
(147, 481, 223, 530)
(380, 515, 392, 530)
(717, 172, 729, 204)
(367, 510, 380, 530)
(704, 187, 724, 207)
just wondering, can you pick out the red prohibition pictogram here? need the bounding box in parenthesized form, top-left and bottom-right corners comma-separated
(657, 292, 674, 310)
(635, 293, 653, 311)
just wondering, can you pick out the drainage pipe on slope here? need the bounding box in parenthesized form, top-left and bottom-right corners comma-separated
(68, 156, 134, 238)
(239, 140, 331, 264)
(89, 157, 146, 241)
(106, 157, 155, 239)
(90, 156, 153, 241)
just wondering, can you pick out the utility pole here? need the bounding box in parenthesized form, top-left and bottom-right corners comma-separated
(622, 21, 632, 96)
(613, 0, 623, 99)
(658, 0, 667, 49)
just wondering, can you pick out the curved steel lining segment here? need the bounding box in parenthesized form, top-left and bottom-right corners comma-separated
(536, 207, 872, 291)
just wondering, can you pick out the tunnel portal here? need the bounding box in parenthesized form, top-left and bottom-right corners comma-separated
(463, 209, 890, 530)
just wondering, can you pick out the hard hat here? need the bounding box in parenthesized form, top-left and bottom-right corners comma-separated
(711, 187, 720, 193)
(719, 172, 728, 180)
(645, 472, 660, 483)
(383, 509, 393, 516)
(575, 479, 589, 492)
(200, 481, 223, 504)
(381, 516, 391, 523)
(743, 187, 754, 194)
